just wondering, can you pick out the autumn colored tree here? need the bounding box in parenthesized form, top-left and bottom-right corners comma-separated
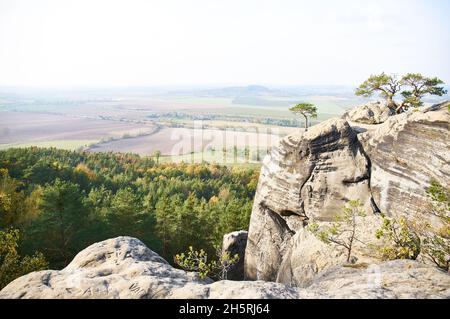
(0, 228, 48, 289)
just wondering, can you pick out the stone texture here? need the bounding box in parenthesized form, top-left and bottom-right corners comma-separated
(244, 118, 377, 284)
(1, 237, 449, 299)
(222, 231, 248, 280)
(0, 237, 298, 299)
(305, 260, 450, 299)
(245, 102, 450, 286)
(359, 101, 450, 218)
(342, 101, 394, 125)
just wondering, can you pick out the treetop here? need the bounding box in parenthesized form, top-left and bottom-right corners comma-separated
(289, 103, 318, 116)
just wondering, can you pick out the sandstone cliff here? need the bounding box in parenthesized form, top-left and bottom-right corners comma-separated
(245, 101, 449, 286)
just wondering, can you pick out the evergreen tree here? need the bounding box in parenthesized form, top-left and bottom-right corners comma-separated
(28, 179, 87, 266)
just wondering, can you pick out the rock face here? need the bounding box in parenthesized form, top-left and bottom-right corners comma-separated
(222, 231, 248, 280)
(342, 101, 394, 125)
(1, 237, 449, 299)
(359, 101, 450, 218)
(245, 101, 450, 286)
(244, 118, 378, 285)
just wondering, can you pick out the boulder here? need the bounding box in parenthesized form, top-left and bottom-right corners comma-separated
(342, 101, 394, 125)
(1, 237, 449, 299)
(222, 231, 248, 280)
(0, 237, 299, 299)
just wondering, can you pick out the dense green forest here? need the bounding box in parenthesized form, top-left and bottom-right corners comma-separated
(0, 147, 258, 287)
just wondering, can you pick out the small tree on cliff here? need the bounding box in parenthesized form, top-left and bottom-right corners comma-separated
(419, 181, 449, 271)
(174, 245, 239, 280)
(289, 103, 318, 131)
(355, 72, 401, 110)
(375, 181, 449, 272)
(375, 216, 421, 261)
(308, 200, 367, 263)
(400, 73, 447, 111)
(356, 72, 447, 113)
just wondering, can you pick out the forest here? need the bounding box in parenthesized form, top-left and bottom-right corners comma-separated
(0, 147, 258, 288)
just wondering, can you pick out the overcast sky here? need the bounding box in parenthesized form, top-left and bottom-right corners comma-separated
(0, 0, 449, 87)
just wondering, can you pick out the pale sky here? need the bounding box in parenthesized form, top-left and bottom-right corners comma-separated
(0, 0, 449, 87)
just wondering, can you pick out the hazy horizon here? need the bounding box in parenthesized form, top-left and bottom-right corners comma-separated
(1, 0, 449, 87)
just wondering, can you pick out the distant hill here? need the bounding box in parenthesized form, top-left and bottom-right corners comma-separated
(199, 85, 272, 97)
(167, 85, 359, 100)
(168, 85, 277, 98)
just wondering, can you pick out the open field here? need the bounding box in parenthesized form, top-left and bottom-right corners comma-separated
(0, 111, 156, 147)
(0, 85, 373, 162)
(88, 127, 283, 156)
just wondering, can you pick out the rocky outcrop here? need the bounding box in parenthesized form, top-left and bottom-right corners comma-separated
(305, 260, 450, 299)
(245, 101, 450, 286)
(0, 237, 299, 299)
(359, 101, 450, 218)
(222, 231, 248, 280)
(244, 118, 378, 285)
(1, 237, 449, 299)
(342, 101, 394, 125)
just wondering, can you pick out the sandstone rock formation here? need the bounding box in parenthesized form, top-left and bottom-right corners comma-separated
(342, 101, 394, 125)
(245, 101, 450, 286)
(222, 231, 248, 280)
(244, 117, 379, 285)
(1, 237, 449, 299)
(305, 260, 450, 299)
(359, 101, 450, 218)
(0, 237, 299, 299)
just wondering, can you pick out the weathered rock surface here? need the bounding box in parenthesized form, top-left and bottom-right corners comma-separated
(222, 231, 248, 280)
(1, 237, 449, 299)
(306, 260, 450, 299)
(342, 101, 394, 125)
(0, 237, 299, 299)
(245, 101, 450, 286)
(359, 101, 450, 218)
(244, 118, 378, 284)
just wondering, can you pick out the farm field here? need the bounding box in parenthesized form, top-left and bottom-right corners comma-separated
(87, 127, 283, 157)
(0, 85, 361, 162)
(0, 111, 156, 148)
